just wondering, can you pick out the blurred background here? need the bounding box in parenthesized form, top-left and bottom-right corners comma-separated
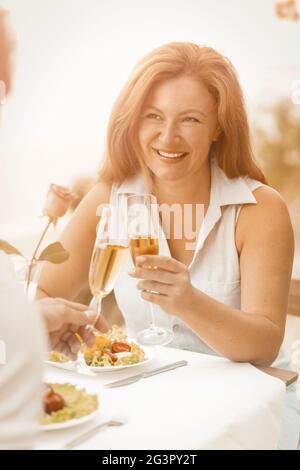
(1, 0, 300, 276)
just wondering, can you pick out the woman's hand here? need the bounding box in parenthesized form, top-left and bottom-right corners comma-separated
(36, 297, 109, 359)
(129, 255, 196, 317)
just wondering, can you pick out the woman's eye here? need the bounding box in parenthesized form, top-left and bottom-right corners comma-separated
(183, 117, 200, 123)
(145, 113, 161, 120)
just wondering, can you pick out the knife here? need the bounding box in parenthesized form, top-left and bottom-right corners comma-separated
(104, 360, 188, 388)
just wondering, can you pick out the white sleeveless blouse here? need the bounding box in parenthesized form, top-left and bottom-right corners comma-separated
(110, 158, 289, 368)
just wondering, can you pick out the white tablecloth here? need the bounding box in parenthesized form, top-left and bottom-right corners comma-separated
(37, 346, 286, 450)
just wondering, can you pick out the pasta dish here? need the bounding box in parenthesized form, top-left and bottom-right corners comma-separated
(41, 383, 98, 425)
(83, 325, 146, 367)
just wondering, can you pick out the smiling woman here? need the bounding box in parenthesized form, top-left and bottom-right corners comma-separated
(37, 42, 299, 449)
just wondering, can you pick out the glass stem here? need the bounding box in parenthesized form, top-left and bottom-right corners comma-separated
(148, 302, 156, 329)
(92, 296, 102, 331)
(85, 296, 102, 338)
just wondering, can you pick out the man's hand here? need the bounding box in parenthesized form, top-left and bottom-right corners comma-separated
(36, 297, 109, 359)
(37, 297, 94, 332)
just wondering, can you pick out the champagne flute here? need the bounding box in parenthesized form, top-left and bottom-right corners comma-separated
(126, 194, 173, 346)
(87, 204, 128, 335)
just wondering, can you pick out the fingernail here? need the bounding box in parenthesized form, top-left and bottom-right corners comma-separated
(136, 256, 146, 264)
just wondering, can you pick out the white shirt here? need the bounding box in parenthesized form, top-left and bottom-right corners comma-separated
(0, 251, 45, 449)
(111, 157, 289, 368)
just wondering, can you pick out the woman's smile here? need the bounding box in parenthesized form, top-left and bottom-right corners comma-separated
(152, 147, 189, 163)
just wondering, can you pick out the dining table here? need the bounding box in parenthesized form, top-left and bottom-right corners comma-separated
(37, 345, 286, 450)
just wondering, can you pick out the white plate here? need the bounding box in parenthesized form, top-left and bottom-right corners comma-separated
(85, 345, 155, 372)
(45, 359, 76, 371)
(40, 408, 100, 432)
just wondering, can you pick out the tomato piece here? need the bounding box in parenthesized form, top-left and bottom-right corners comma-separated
(111, 342, 131, 353)
(44, 390, 65, 414)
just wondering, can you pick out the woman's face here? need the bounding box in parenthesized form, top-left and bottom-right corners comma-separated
(138, 75, 219, 183)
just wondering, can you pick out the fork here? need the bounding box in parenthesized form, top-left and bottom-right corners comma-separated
(61, 419, 123, 450)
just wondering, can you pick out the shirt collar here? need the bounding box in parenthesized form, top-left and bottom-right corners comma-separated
(193, 158, 258, 257)
(211, 158, 257, 207)
(115, 157, 258, 208)
(115, 172, 150, 196)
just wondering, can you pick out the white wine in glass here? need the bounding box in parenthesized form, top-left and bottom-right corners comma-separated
(87, 205, 127, 333)
(89, 244, 127, 299)
(129, 235, 159, 265)
(127, 194, 173, 346)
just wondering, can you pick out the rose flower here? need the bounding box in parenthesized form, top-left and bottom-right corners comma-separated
(43, 184, 78, 224)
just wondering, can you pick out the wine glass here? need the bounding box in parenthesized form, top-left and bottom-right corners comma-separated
(126, 194, 173, 346)
(87, 203, 128, 335)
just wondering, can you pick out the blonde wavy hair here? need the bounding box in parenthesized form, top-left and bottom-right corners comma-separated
(99, 42, 266, 185)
